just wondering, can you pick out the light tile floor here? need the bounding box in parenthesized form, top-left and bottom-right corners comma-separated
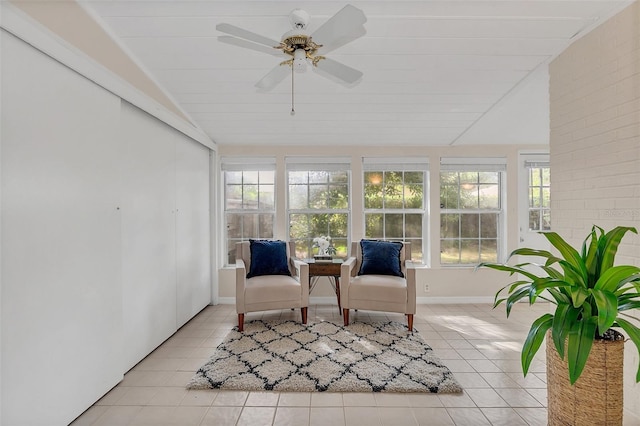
(67, 302, 626, 425)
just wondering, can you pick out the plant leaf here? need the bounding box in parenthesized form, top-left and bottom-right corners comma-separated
(569, 286, 591, 308)
(551, 303, 579, 359)
(599, 227, 638, 275)
(591, 289, 618, 333)
(594, 265, 640, 293)
(521, 314, 553, 376)
(478, 262, 539, 281)
(615, 317, 640, 382)
(543, 232, 588, 283)
(567, 317, 597, 384)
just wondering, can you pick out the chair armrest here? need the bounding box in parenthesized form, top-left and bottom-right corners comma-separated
(235, 259, 247, 313)
(405, 261, 417, 314)
(291, 258, 310, 306)
(340, 257, 357, 307)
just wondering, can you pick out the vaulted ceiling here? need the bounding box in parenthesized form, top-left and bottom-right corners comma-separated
(79, 1, 633, 146)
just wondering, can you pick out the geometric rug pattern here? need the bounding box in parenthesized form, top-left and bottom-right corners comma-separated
(187, 320, 462, 393)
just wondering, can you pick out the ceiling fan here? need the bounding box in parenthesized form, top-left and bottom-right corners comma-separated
(216, 5, 367, 95)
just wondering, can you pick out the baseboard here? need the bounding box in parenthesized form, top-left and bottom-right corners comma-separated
(215, 296, 496, 305)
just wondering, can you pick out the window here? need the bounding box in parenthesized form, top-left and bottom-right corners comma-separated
(222, 157, 275, 265)
(363, 158, 428, 262)
(526, 161, 551, 231)
(440, 158, 505, 265)
(287, 157, 350, 259)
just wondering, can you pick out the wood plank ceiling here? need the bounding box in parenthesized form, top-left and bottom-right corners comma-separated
(83, 1, 634, 146)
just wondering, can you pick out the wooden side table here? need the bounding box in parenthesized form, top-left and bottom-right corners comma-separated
(307, 259, 343, 315)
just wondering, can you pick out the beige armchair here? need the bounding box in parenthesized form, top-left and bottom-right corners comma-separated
(235, 240, 309, 332)
(340, 240, 416, 331)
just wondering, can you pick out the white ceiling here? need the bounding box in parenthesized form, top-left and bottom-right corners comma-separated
(82, 1, 634, 147)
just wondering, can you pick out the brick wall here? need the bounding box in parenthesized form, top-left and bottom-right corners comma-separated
(550, 1, 640, 266)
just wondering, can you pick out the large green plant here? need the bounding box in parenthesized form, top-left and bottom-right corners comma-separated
(478, 226, 640, 384)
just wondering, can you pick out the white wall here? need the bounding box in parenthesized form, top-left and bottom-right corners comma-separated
(216, 144, 541, 302)
(1, 31, 212, 425)
(549, 1, 640, 420)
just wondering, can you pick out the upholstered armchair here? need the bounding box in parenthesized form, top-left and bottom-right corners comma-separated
(235, 240, 309, 332)
(340, 240, 416, 331)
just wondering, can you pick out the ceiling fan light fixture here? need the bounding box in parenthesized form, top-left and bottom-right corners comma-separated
(293, 49, 307, 72)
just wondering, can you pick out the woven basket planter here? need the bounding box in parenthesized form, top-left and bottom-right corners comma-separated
(546, 332, 624, 426)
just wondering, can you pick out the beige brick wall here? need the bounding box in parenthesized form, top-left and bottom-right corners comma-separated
(550, 3, 640, 420)
(550, 1, 640, 266)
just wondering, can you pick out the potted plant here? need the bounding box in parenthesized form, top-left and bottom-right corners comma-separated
(478, 225, 640, 425)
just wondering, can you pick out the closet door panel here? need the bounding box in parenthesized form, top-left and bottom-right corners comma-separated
(175, 140, 211, 327)
(120, 102, 177, 370)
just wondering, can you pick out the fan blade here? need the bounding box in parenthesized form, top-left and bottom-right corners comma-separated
(313, 58, 363, 87)
(218, 36, 286, 57)
(255, 64, 290, 91)
(216, 23, 280, 47)
(311, 5, 367, 54)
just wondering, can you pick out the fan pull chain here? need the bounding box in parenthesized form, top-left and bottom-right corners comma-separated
(290, 64, 295, 116)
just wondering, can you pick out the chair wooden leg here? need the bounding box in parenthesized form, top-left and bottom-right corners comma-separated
(343, 309, 349, 326)
(407, 314, 413, 332)
(301, 307, 308, 324)
(238, 313, 244, 332)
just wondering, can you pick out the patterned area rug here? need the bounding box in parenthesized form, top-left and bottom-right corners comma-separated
(187, 320, 462, 393)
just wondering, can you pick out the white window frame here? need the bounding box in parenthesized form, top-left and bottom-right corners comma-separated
(221, 157, 276, 266)
(362, 157, 429, 264)
(440, 157, 507, 266)
(286, 157, 351, 259)
(525, 159, 551, 232)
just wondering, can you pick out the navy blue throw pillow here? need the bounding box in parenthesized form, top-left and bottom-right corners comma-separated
(357, 240, 404, 277)
(247, 239, 291, 279)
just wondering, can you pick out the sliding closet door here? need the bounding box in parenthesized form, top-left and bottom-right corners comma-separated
(120, 102, 177, 371)
(175, 140, 211, 327)
(1, 32, 124, 426)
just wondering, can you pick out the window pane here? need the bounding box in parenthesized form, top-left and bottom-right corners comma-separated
(530, 187, 541, 207)
(241, 214, 256, 238)
(542, 210, 551, 231)
(226, 171, 242, 184)
(330, 171, 348, 183)
(460, 172, 477, 183)
(289, 171, 308, 184)
(258, 214, 273, 238)
(440, 184, 459, 209)
(405, 214, 422, 238)
(309, 184, 328, 209)
(529, 210, 540, 231)
(227, 213, 242, 238)
(309, 171, 328, 184)
(259, 170, 274, 184)
(480, 213, 498, 238)
(328, 214, 348, 238)
(460, 240, 480, 264)
(289, 185, 308, 209)
(479, 172, 498, 184)
(460, 214, 480, 238)
(440, 214, 460, 238)
(243, 171, 258, 184)
(480, 239, 498, 262)
(226, 184, 242, 209)
(227, 240, 238, 265)
(243, 184, 258, 208)
(542, 168, 551, 186)
(289, 214, 309, 239)
(365, 213, 383, 238)
(542, 188, 550, 208)
(406, 183, 423, 208)
(258, 184, 274, 210)
(331, 238, 348, 258)
(460, 183, 478, 209)
(364, 183, 383, 208)
(407, 238, 422, 262)
(385, 213, 403, 239)
(404, 171, 423, 184)
(440, 239, 460, 264)
(478, 184, 499, 209)
(329, 184, 349, 209)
